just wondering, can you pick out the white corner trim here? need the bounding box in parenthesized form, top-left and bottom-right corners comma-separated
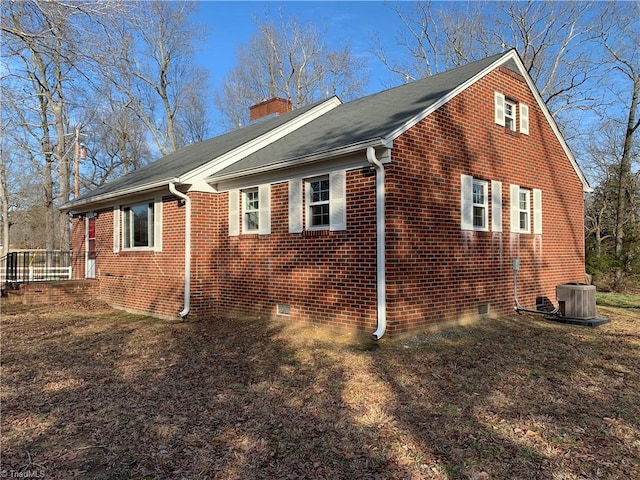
(179, 97, 342, 184)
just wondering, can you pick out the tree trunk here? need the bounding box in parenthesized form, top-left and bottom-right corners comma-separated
(612, 68, 639, 291)
(0, 158, 10, 257)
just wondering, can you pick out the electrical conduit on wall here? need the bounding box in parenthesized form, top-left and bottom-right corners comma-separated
(169, 182, 191, 319)
(366, 147, 387, 340)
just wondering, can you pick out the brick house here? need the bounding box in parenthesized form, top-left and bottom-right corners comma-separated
(63, 50, 590, 338)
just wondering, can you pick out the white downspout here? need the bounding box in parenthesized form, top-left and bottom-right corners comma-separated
(367, 147, 387, 340)
(169, 182, 191, 319)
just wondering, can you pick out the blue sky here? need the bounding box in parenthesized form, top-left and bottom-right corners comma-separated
(192, 1, 408, 130)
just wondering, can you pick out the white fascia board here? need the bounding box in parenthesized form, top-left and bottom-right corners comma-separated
(60, 178, 175, 212)
(179, 97, 342, 184)
(503, 53, 592, 193)
(207, 138, 391, 184)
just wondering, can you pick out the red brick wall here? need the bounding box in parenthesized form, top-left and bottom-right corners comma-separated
(189, 192, 220, 318)
(383, 66, 585, 335)
(213, 175, 378, 332)
(73, 197, 188, 318)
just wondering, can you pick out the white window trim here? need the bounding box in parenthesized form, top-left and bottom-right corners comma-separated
(511, 184, 535, 234)
(329, 170, 346, 231)
(121, 199, 158, 250)
(258, 184, 271, 235)
(520, 103, 529, 135)
(306, 175, 330, 230)
(510, 184, 519, 233)
(242, 187, 259, 234)
(504, 98, 516, 131)
(113, 206, 120, 253)
(494, 92, 505, 127)
(461, 174, 490, 232)
(153, 198, 163, 252)
(491, 180, 502, 233)
(533, 188, 542, 234)
(231, 185, 271, 236)
(229, 189, 239, 236)
(496, 91, 527, 134)
(472, 179, 489, 231)
(289, 179, 303, 233)
(290, 170, 347, 233)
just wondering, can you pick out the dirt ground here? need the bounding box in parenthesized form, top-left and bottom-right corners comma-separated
(1, 299, 639, 479)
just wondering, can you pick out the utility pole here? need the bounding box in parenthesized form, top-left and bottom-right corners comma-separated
(73, 128, 87, 198)
(74, 127, 80, 198)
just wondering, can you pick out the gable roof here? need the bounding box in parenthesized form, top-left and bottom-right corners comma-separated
(63, 49, 589, 211)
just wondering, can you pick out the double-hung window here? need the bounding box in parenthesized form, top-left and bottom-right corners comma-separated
(518, 189, 531, 233)
(243, 188, 259, 233)
(307, 176, 330, 228)
(122, 202, 155, 248)
(461, 175, 494, 232)
(228, 185, 271, 236)
(510, 185, 542, 234)
(288, 170, 347, 233)
(472, 180, 489, 230)
(504, 99, 516, 131)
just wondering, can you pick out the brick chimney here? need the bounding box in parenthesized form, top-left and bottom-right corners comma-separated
(249, 97, 293, 122)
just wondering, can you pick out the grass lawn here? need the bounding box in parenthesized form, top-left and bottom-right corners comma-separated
(1, 298, 639, 479)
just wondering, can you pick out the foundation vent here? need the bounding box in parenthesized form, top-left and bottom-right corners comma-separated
(277, 304, 291, 316)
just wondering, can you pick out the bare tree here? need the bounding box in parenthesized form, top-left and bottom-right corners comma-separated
(0, 131, 11, 257)
(94, 0, 210, 155)
(75, 77, 152, 189)
(373, 0, 489, 81)
(2, 0, 210, 252)
(2, 1, 70, 249)
(490, 1, 600, 134)
(215, 12, 369, 130)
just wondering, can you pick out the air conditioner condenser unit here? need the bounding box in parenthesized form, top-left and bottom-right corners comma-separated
(550, 283, 609, 327)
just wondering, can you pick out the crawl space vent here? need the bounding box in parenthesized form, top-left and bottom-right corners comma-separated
(277, 304, 291, 316)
